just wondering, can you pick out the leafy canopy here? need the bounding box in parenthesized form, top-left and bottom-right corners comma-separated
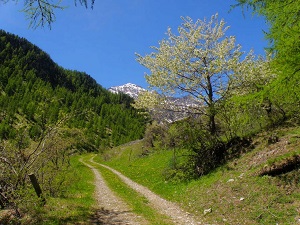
(234, 0, 300, 76)
(233, 0, 300, 126)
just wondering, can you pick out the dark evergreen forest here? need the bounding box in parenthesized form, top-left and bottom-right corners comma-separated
(0, 29, 146, 150)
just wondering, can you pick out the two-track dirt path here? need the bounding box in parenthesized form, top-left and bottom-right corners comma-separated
(80, 158, 147, 225)
(81, 156, 202, 225)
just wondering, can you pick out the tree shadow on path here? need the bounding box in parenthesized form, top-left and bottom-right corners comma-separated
(90, 207, 134, 225)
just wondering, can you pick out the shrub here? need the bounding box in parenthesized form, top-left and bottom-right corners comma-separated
(160, 118, 226, 180)
(143, 121, 168, 149)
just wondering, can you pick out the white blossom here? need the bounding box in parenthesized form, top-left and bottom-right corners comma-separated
(135, 14, 269, 132)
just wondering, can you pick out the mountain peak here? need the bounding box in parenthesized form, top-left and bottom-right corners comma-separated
(108, 83, 146, 99)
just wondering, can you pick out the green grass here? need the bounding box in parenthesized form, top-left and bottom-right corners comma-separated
(96, 143, 188, 200)
(26, 155, 96, 225)
(94, 127, 300, 224)
(15, 126, 299, 224)
(19, 152, 172, 225)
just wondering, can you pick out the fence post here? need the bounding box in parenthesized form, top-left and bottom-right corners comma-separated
(28, 173, 46, 205)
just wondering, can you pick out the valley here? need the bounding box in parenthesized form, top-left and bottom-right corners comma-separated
(1, 0, 300, 224)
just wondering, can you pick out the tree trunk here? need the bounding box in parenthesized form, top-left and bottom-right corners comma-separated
(206, 75, 216, 135)
(209, 114, 216, 135)
(28, 173, 46, 205)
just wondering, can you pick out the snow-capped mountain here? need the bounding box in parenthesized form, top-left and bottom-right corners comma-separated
(108, 83, 201, 123)
(108, 83, 146, 99)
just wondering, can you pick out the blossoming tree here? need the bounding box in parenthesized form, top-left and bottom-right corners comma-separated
(135, 14, 252, 134)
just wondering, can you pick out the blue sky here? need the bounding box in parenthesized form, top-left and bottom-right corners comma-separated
(0, 0, 268, 89)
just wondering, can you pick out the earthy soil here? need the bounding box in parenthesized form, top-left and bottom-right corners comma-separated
(89, 158, 201, 225)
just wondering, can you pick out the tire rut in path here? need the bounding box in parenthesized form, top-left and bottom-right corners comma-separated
(90, 158, 202, 225)
(80, 158, 148, 225)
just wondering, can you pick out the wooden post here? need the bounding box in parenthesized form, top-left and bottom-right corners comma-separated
(28, 173, 46, 205)
(0, 197, 4, 208)
(0, 192, 9, 208)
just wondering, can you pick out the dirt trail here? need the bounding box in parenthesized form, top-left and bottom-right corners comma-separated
(80, 158, 148, 225)
(90, 158, 201, 225)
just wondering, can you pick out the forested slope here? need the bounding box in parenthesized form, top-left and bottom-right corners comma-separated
(0, 29, 146, 149)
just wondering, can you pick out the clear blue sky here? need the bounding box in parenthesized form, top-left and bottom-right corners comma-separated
(0, 0, 268, 89)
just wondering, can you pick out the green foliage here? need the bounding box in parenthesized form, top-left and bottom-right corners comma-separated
(0, 29, 146, 221)
(235, 0, 300, 74)
(165, 118, 226, 178)
(143, 121, 168, 149)
(135, 6, 299, 181)
(97, 128, 300, 224)
(142, 118, 253, 181)
(16, 155, 96, 224)
(234, 0, 300, 125)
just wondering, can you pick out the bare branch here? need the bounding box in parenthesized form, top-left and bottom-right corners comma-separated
(0, 156, 18, 176)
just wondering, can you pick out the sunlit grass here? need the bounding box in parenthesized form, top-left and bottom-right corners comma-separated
(95, 143, 188, 200)
(29, 155, 96, 225)
(95, 127, 300, 224)
(87, 155, 173, 225)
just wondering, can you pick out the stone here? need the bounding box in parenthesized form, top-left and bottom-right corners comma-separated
(203, 208, 212, 215)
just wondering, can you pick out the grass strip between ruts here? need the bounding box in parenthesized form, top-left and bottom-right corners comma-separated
(85, 155, 174, 225)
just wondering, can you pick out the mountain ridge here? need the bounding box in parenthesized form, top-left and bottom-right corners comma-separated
(108, 83, 146, 99)
(108, 83, 200, 123)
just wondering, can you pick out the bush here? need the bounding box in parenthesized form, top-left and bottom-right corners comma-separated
(0, 124, 74, 221)
(162, 149, 196, 183)
(143, 121, 168, 149)
(162, 117, 253, 182)
(159, 118, 226, 180)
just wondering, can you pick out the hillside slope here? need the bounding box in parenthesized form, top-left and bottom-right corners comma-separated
(0, 29, 146, 149)
(96, 126, 300, 224)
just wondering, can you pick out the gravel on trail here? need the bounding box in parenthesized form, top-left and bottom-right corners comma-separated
(90, 158, 202, 225)
(80, 158, 148, 225)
